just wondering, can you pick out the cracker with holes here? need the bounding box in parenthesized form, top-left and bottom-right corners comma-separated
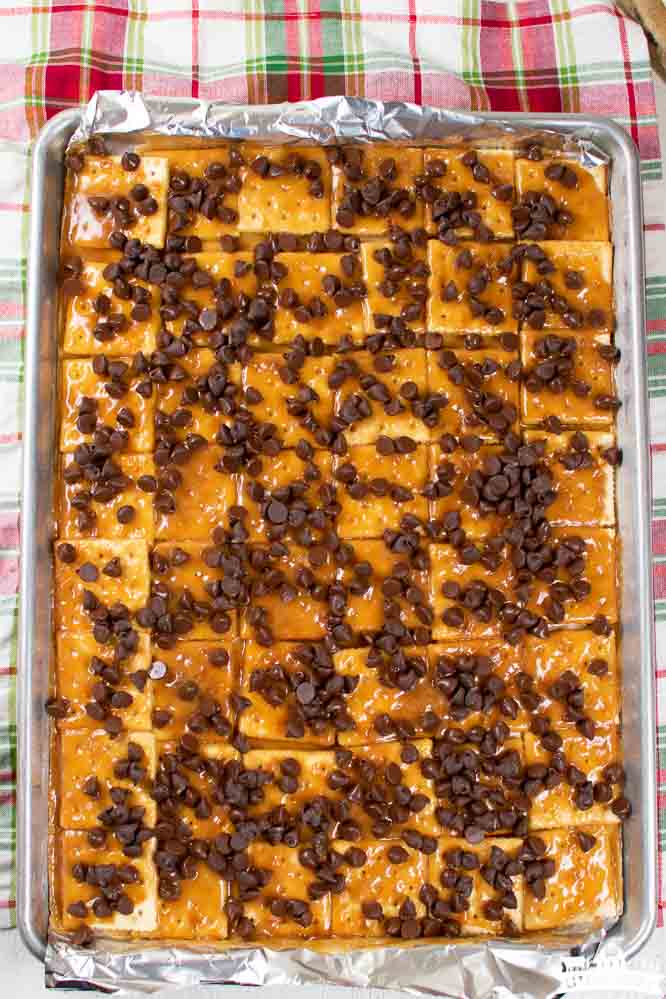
(525, 526, 617, 625)
(149, 641, 236, 742)
(236, 447, 334, 544)
(54, 538, 150, 636)
(521, 332, 618, 429)
(242, 352, 336, 450)
(154, 861, 228, 940)
(523, 431, 615, 526)
(273, 251, 366, 344)
(149, 541, 237, 643)
(429, 542, 517, 641)
(422, 148, 515, 240)
(62, 259, 159, 356)
(514, 157, 608, 242)
(331, 838, 429, 938)
(426, 345, 521, 442)
(165, 147, 245, 240)
(154, 741, 240, 841)
(58, 729, 156, 829)
(58, 453, 156, 542)
(238, 639, 334, 748)
(58, 830, 157, 934)
(334, 647, 447, 747)
(519, 241, 612, 331)
(238, 146, 331, 233)
(64, 149, 168, 249)
(522, 824, 621, 930)
(524, 629, 619, 733)
(240, 543, 337, 642)
(524, 727, 625, 829)
(154, 444, 236, 541)
(56, 631, 152, 732)
(237, 639, 353, 746)
(243, 748, 338, 844)
(336, 538, 432, 643)
(155, 348, 241, 443)
(421, 734, 529, 840)
(428, 835, 525, 935)
(331, 146, 424, 235)
(334, 740, 439, 839)
(335, 443, 430, 539)
(427, 641, 528, 735)
(160, 251, 269, 346)
(427, 242, 519, 333)
(60, 356, 155, 453)
(238, 841, 332, 938)
(361, 235, 429, 334)
(426, 439, 507, 538)
(332, 349, 434, 446)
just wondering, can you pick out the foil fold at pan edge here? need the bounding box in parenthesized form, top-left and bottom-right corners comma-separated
(68, 89, 609, 165)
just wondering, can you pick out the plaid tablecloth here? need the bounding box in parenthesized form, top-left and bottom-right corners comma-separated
(0, 0, 664, 958)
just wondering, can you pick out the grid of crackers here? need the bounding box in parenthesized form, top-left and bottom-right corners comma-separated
(49, 137, 627, 947)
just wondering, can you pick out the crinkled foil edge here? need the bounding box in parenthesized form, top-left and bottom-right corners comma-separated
(49, 89, 616, 996)
(67, 90, 608, 164)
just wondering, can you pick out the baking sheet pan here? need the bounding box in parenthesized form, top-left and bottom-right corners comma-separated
(17, 96, 657, 995)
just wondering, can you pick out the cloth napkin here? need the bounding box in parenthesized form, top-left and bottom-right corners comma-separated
(0, 0, 663, 954)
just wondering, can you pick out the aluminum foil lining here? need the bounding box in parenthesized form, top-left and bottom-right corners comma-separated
(67, 90, 609, 165)
(48, 90, 626, 996)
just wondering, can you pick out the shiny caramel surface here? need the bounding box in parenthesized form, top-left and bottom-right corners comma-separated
(242, 352, 335, 448)
(525, 728, 620, 829)
(240, 544, 337, 640)
(524, 629, 619, 729)
(428, 835, 524, 935)
(526, 527, 617, 624)
(155, 865, 227, 939)
(333, 349, 430, 445)
(53, 139, 624, 947)
(241, 842, 332, 937)
(238, 146, 332, 233)
(154, 445, 236, 541)
(273, 252, 365, 343)
(424, 149, 515, 239)
(523, 431, 615, 526)
(427, 242, 518, 333)
(54, 539, 150, 634)
(60, 357, 155, 453)
(236, 448, 333, 544)
(58, 453, 157, 542)
(58, 831, 157, 932)
(58, 729, 156, 828)
(332, 839, 428, 937)
(150, 641, 236, 742)
(334, 647, 446, 746)
(331, 146, 425, 235)
(521, 331, 615, 428)
(522, 241, 613, 330)
(515, 160, 608, 242)
(237, 640, 336, 746)
(63, 259, 159, 356)
(64, 155, 168, 249)
(335, 444, 430, 539)
(56, 631, 152, 731)
(523, 825, 621, 930)
(426, 346, 520, 441)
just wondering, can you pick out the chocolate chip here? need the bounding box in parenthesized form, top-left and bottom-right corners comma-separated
(57, 542, 77, 564)
(78, 561, 99, 582)
(387, 845, 409, 864)
(121, 152, 141, 171)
